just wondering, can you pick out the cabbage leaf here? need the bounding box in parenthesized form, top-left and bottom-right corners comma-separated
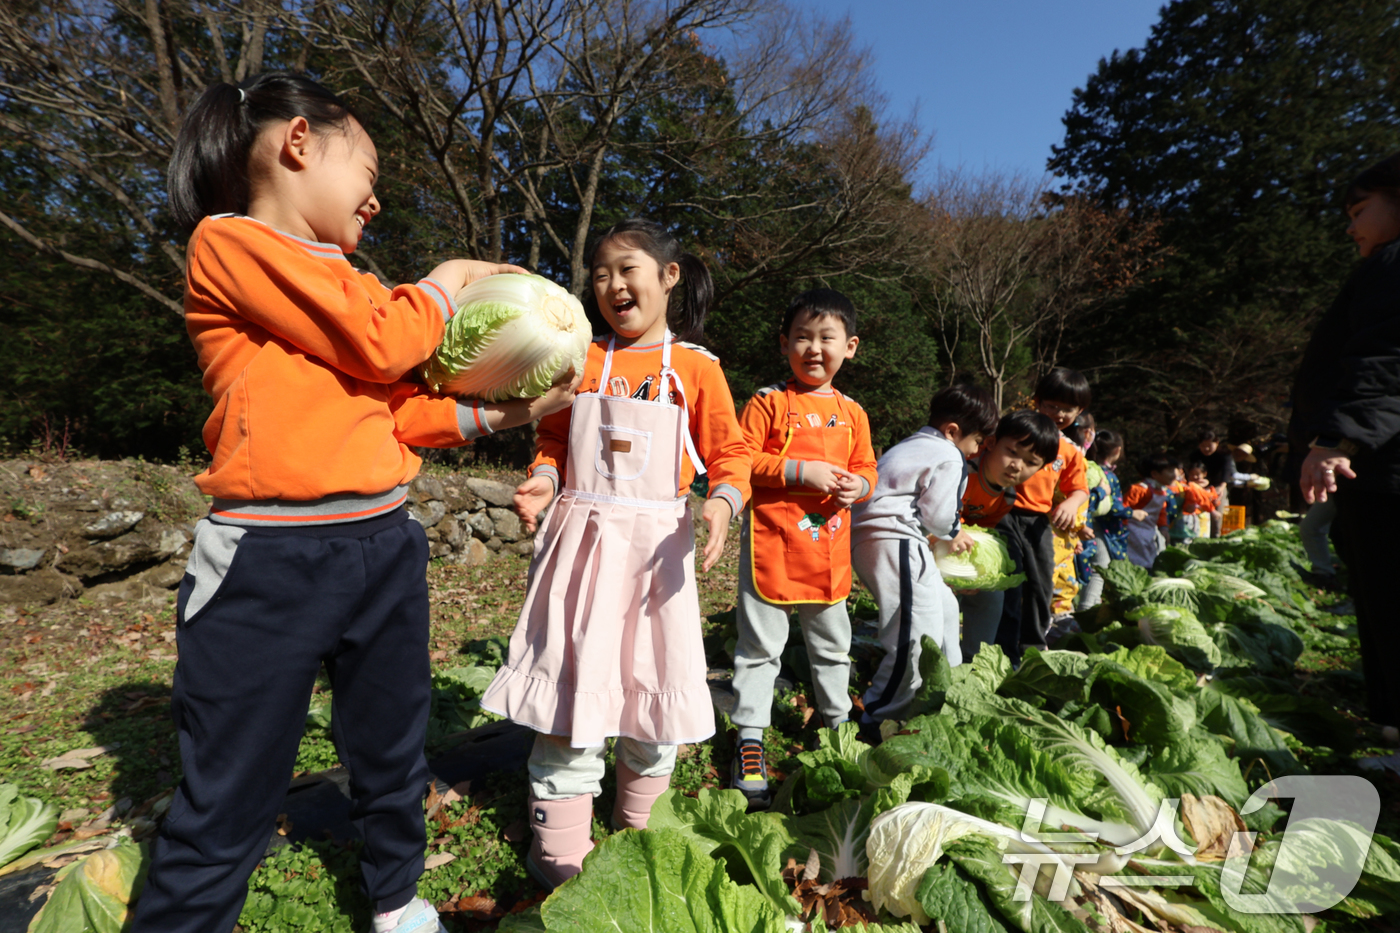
(0, 782, 58, 870)
(933, 528, 1025, 591)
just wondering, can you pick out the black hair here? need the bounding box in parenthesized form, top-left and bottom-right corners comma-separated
(1034, 367, 1092, 409)
(927, 383, 998, 437)
(168, 72, 358, 233)
(584, 218, 713, 343)
(1090, 428, 1123, 464)
(1196, 427, 1219, 443)
(1140, 451, 1181, 476)
(1185, 459, 1208, 476)
(1344, 152, 1400, 211)
(781, 288, 857, 338)
(993, 410, 1060, 464)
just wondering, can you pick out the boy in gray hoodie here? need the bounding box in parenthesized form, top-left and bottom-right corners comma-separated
(850, 384, 998, 730)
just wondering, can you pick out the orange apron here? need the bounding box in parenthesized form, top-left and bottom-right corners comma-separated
(748, 385, 853, 605)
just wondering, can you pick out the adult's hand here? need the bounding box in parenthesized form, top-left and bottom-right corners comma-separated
(1299, 445, 1356, 503)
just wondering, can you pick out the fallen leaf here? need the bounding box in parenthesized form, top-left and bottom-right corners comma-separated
(423, 852, 456, 870)
(1180, 793, 1249, 862)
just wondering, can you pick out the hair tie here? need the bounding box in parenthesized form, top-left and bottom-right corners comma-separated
(237, 87, 246, 103)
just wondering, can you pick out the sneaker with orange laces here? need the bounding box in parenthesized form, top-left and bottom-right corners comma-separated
(730, 738, 771, 809)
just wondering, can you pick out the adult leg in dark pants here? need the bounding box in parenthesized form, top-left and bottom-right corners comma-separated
(1331, 487, 1400, 730)
(133, 511, 431, 933)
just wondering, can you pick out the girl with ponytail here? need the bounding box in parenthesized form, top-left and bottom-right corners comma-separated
(479, 218, 751, 889)
(142, 72, 575, 933)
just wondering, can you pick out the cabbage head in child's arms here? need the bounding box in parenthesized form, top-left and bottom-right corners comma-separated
(422, 273, 590, 401)
(930, 527, 1026, 591)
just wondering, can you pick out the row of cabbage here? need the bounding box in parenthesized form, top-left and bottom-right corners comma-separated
(500, 522, 1399, 932)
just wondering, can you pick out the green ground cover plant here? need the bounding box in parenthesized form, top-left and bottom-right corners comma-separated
(5, 505, 1400, 931)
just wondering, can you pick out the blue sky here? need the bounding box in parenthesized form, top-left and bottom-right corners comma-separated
(801, 0, 1167, 185)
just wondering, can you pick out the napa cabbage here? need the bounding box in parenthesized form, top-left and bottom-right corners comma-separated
(421, 273, 590, 401)
(932, 528, 1025, 591)
(1128, 604, 1221, 670)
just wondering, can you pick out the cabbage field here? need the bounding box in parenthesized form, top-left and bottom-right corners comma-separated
(3, 521, 1399, 932)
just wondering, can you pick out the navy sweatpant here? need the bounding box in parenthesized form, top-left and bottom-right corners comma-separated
(133, 510, 431, 932)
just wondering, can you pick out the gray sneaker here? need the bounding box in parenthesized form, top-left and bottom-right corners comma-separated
(730, 739, 771, 809)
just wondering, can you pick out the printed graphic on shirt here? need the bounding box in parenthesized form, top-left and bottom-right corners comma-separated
(630, 374, 655, 400)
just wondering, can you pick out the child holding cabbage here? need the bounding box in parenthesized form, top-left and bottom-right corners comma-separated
(954, 410, 1061, 657)
(848, 384, 998, 733)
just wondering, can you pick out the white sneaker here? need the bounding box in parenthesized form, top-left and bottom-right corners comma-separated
(373, 898, 444, 933)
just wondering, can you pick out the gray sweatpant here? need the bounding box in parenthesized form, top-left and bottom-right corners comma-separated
(1300, 498, 1336, 576)
(730, 515, 853, 732)
(1076, 540, 1112, 610)
(853, 535, 960, 722)
(527, 732, 677, 800)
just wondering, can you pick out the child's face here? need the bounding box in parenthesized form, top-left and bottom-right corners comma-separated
(941, 427, 984, 459)
(780, 310, 858, 390)
(1347, 193, 1400, 258)
(1198, 439, 1218, 456)
(1035, 399, 1082, 431)
(1187, 467, 1207, 485)
(290, 117, 381, 253)
(592, 239, 679, 344)
(983, 435, 1045, 487)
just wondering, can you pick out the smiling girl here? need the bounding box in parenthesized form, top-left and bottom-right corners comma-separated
(480, 218, 750, 888)
(141, 73, 575, 933)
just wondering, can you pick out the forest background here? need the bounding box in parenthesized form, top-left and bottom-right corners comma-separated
(2, 0, 1399, 470)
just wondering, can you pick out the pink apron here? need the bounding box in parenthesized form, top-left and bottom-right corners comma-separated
(480, 332, 716, 747)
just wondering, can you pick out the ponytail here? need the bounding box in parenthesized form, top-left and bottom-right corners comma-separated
(671, 252, 714, 343)
(167, 72, 356, 233)
(584, 218, 714, 343)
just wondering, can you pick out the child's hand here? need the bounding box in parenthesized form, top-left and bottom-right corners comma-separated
(514, 475, 556, 533)
(947, 528, 976, 555)
(699, 497, 733, 572)
(1131, 509, 1148, 521)
(430, 259, 532, 295)
(1077, 525, 1096, 540)
(483, 369, 582, 433)
(831, 472, 863, 508)
(526, 369, 583, 420)
(798, 461, 853, 496)
(1048, 499, 1079, 532)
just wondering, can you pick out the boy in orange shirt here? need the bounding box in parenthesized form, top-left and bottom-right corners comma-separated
(997, 368, 1091, 659)
(959, 410, 1060, 656)
(1183, 460, 1221, 539)
(729, 288, 878, 808)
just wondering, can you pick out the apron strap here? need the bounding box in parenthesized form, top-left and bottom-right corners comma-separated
(661, 331, 707, 477)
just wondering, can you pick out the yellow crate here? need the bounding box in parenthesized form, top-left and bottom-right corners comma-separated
(1221, 505, 1247, 534)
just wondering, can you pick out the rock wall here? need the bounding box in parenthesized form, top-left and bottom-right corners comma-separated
(0, 460, 532, 608)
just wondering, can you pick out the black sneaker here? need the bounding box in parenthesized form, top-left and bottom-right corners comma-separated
(730, 739, 771, 809)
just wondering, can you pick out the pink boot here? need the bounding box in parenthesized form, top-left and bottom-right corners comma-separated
(526, 794, 595, 890)
(612, 761, 671, 830)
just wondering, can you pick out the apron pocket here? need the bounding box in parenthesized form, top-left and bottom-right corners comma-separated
(595, 424, 653, 481)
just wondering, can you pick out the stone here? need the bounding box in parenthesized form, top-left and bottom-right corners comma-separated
(467, 511, 495, 541)
(56, 528, 189, 581)
(425, 526, 441, 543)
(410, 475, 446, 502)
(408, 499, 447, 529)
(511, 540, 535, 556)
(484, 536, 503, 551)
(437, 513, 465, 549)
(456, 538, 491, 566)
(428, 541, 454, 559)
(139, 554, 188, 590)
(82, 511, 145, 538)
(0, 568, 81, 606)
(465, 477, 516, 508)
(0, 547, 46, 571)
(443, 486, 484, 513)
(487, 508, 522, 543)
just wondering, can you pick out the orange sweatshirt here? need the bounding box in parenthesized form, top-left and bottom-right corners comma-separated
(531, 337, 751, 516)
(739, 381, 878, 501)
(1123, 481, 1172, 526)
(1185, 483, 1219, 513)
(185, 215, 482, 526)
(1013, 435, 1087, 513)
